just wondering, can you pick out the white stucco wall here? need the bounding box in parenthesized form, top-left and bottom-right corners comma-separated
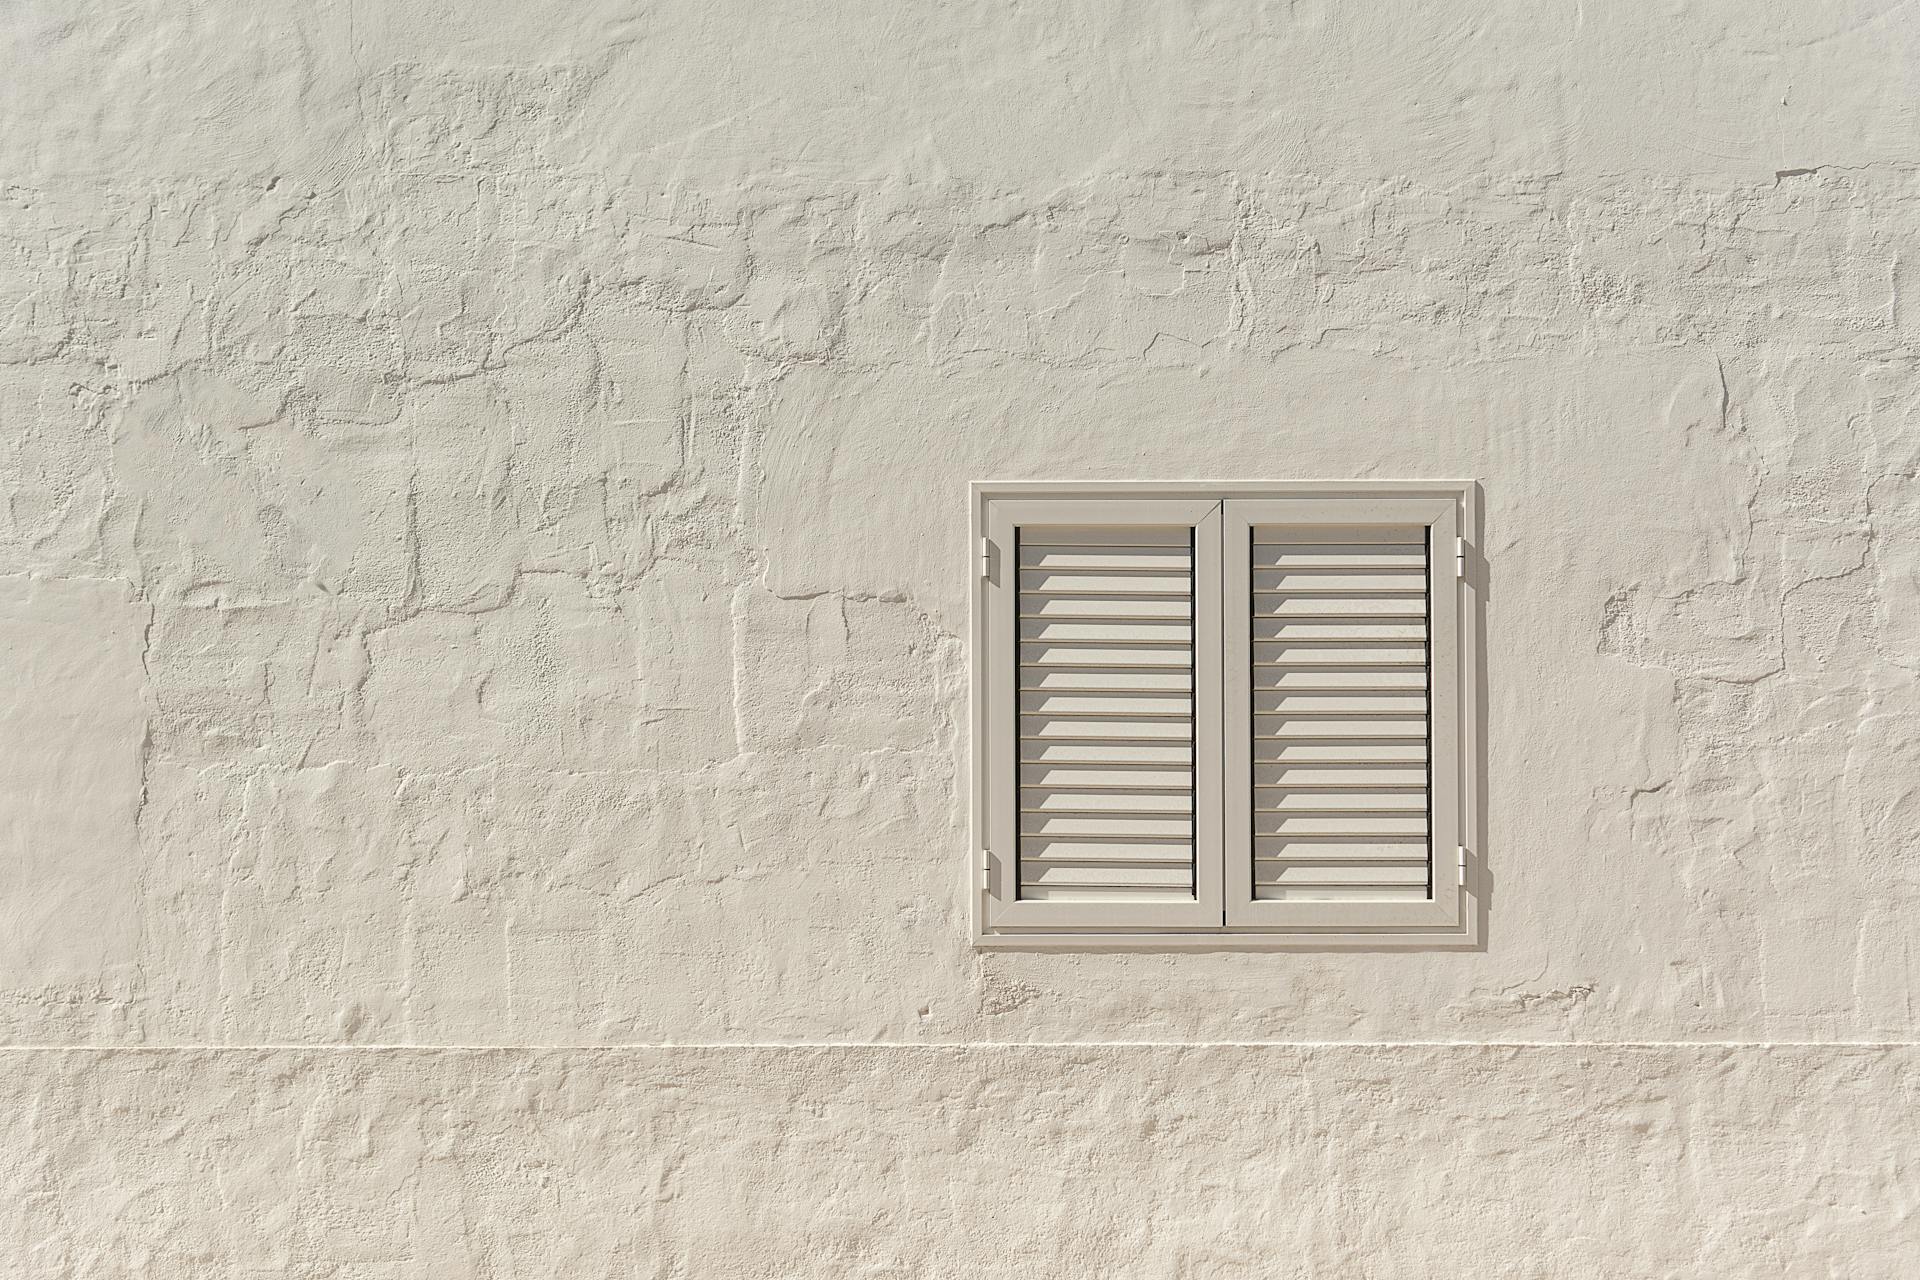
(4, 2, 1919, 1274)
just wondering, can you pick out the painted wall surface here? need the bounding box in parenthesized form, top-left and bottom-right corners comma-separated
(3, 1, 1918, 1274)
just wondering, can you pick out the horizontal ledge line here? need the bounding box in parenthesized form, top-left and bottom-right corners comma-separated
(1, 1043, 1913, 1052)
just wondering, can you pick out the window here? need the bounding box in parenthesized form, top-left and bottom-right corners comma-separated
(970, 482, 1479, 948)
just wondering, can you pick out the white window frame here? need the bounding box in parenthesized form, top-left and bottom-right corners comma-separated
(970, 481, 1481, 950)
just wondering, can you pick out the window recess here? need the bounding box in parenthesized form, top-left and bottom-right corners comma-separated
(972, 483, 1478, 949)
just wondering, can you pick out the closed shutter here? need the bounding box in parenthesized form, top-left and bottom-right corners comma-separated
(1222, 496, 1465, 933)
(974, 482, 1476, 946)
(982, 498, 1224, 931)
(1248, 524, 1430, 900)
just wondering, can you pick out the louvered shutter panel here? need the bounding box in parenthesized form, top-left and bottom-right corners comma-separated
(982, 498, 1224, 931)
(1223, 497, 1465, 933)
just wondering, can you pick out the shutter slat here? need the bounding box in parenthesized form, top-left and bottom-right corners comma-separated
(1022, 813, 1195, 838)
(1254, 861, 1429, 886)
(1021, 763, 1194, 789)
(1253, 545, 1425, 568)
(1023, 789, 1194, 814)
(1021, 690, 1194, 717)
(1022, 618, 1193, 644)
(1023, 717, 1194, 740)
(1019, 570, 1192, 595)
(1015, 523, 1198, 903)
(1254, 642, 1427, 667)
(1252, 527, 1418, 544)
(1021, 526, 1192, 546)
(1020, 666, 1194, 691)
(1254, 763, 1429, 788)
(1019, 547, 1193, 570)
(1255, 667, 1426, 691)
(1254, 619, 1426, 641)
(1255, 717, 1428, 739)
(1255, 595, 1427, 618)
(1254, 739, 1426, 763)
(1253, 814, 1428, 837)
(1256, 789, 1428, 813)
(1021, 594, 1193, 620)
(1022, 861, 1195, 887)
(1021, 740, 1194, 764)
(1254, 569, 1427, 592)
(1019, 884, 1198, 901)
(1022, 643, 1193, 669)
(1254, 692, 1428, 715)
(1255, 837, 1430, 860)
(1025, 838, 1195, 862)
(1255, 884, 1430, 902)
(1246, 523, 1433, 903)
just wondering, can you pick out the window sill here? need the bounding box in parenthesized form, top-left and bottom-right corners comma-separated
(973, 923, 1482, 951)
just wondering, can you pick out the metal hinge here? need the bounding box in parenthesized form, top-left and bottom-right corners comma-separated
(979, 537, 993, 580)
(1454, 537, 1467, 580)
(1457, 845, 1468, 874)
(980, 848, 993, 877)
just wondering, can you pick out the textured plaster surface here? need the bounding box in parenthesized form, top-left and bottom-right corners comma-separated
(3, 0, 1919, 1272)
(6, 1046, 1919, 1278)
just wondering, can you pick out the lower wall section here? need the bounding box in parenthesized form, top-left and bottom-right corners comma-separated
(4, 1045, 1916, 1277)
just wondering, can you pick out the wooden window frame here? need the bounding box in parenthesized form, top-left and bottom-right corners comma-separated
(971, 481, 1482, 950)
